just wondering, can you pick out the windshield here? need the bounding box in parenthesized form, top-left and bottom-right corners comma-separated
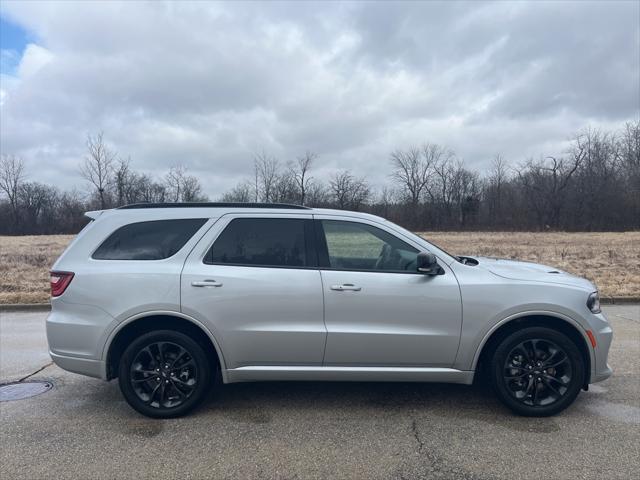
(384, 222, 458, 264)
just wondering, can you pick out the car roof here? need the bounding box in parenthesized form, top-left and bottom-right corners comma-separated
(85, 203, 386, 224)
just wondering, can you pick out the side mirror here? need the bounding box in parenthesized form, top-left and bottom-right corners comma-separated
(417, 252, 443, 275)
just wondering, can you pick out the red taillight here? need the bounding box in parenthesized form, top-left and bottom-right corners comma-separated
(50, 271, 74, 297)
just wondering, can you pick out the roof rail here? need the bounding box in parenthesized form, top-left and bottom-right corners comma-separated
(117, 202, 311, 210)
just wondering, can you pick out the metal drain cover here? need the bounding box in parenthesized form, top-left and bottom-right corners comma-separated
(0, 381, 53, 402)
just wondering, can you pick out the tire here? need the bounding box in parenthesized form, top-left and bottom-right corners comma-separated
(118, 330, 212, 418)
(490, 327, 585, 417)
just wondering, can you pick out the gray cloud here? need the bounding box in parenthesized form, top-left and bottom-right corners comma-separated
(0, 0, 638, 197)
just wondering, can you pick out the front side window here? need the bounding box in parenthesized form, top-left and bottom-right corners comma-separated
(321, 220, 418, 272)
(205, 218, 311, 268)
(93, 218, 207, 260)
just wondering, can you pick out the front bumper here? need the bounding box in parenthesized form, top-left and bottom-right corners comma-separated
(589, 311, 613, 384)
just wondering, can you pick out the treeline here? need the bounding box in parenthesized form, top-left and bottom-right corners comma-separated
(223, 122, 639, 231)
(0, 122, 638, 235)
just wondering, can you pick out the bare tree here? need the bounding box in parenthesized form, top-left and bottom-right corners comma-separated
(80, 132, 116, 209)
(290, 152, 316, 205)
(0, 154, 25, 228)
(330, 170, 370, 210)
(165, 165, 186, 202)
(517, 150, 583, 229)
(113, 157, 134, 206)
(305, 181, 330, 207)
(390, 147, 433, 207)
(254, 152, 279, 202)
(488, 154, 507, 211)
(221, 181, 253, 202)
(19, 181, 57, 232)
(181, 175, 204, 202)
(165, 164, 205, 202)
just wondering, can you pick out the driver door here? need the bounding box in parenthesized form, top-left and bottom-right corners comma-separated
(315, 216, 462, 367)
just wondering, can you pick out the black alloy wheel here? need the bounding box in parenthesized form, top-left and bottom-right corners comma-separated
(119, 330, 211, 418)
(491, 327, 585, 416)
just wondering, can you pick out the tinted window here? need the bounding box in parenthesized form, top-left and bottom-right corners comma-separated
(321, 220, 418, 272)
(93, 219, 207, 260)
(206, 218, 309, 267)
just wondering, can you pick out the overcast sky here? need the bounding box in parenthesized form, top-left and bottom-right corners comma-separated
(1, 0, 638, 197)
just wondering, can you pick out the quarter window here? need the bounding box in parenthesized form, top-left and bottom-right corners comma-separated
(321, 220, 418, 272)
(205, 218, 311, 268)
(92, 219, 207, 260)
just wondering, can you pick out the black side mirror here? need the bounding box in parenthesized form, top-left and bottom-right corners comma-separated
(417, 252, 443, 275)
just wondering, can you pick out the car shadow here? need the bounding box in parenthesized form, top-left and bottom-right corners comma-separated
(198, 380, 500, 419)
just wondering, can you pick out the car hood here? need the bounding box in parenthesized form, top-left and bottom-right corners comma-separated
(472, 256, 595, 290)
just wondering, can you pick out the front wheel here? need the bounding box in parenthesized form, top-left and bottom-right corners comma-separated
(118, 330, 212, 418)
(491, 327, 585, 417)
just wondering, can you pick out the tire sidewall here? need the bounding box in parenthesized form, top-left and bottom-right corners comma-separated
(491, 327, 585, 417)
(118, 330, 212, 418)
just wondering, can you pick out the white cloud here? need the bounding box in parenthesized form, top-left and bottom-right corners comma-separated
(17, 43, 54, 78)
(0, 0, 637, 196)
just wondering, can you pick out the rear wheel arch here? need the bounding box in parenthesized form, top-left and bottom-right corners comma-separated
(105, 313, 226, 381)
(474, 313, 592, 387)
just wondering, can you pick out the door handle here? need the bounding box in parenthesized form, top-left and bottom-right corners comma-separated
(330, 284, 361, 292)
(191, 280, 223, 288)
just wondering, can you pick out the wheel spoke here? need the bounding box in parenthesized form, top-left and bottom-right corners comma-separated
(157, 342, 167, 365)
(132, 376, 158, 384)
(170, 358, 196, 371)
(542, 377, 562, 397)
(159, 380, 168, 407)
(524, 377, 535, 396)
(544, 374, 570, 386)
(140, 347, 157, 367)
(145, 383, 161, 404)
(171, 377, 196, 390)
(519, 341, 533, 363)
(170, 347, 188, 368)
(532, 381, 540, 405)
(170, 381, 187, 398)
(542, 349, 564, 367)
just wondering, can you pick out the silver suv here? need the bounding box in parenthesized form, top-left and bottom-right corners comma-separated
(47, 203, 612, 418)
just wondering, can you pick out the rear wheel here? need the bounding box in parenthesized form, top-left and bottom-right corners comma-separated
(490, 327, 585, 416)
(118, 330, 212, 418)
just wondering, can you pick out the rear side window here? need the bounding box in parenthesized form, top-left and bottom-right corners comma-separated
(205, 218, 312, 268)
(93, 219, 207, 260)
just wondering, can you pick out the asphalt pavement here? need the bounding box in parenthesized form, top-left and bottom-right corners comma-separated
(1, 305, 638, 480)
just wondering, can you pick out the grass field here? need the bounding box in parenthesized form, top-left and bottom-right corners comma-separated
(0, 232, 638, 304)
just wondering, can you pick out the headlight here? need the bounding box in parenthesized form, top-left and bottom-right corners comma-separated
(587, 291, 601, 314)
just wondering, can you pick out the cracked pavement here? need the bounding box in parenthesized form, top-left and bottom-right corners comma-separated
(1, 305, 639, 479)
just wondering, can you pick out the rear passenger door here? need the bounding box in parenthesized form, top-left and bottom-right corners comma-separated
(181, 214, 326, 369)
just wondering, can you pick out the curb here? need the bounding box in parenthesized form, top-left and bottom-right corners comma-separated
(601, 297, 640, 305)
(0, 303, 51, 312)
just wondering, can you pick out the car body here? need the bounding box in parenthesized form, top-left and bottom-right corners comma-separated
(47, 203, 613, 417)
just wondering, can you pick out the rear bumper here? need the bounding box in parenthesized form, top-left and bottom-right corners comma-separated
(49, 351, 106, 380)
(46, 300, 114, 380)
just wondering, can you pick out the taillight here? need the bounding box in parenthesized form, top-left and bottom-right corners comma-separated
(50, 271, 74, 297)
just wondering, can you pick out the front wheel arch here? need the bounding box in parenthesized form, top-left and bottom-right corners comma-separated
(474, 314, 591, 388)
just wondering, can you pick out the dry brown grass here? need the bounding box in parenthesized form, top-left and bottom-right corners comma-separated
(0, 235, 74, 304)
(0, 232, 638, 304)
